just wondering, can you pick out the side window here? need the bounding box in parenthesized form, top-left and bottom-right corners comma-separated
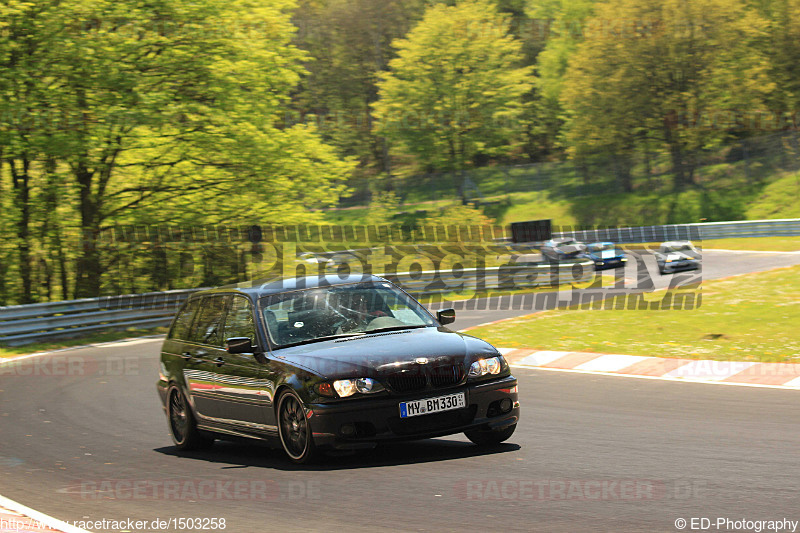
(189, 295, 228, 346)
(223, 296, 256, 343)
(169, 298, 200, 340)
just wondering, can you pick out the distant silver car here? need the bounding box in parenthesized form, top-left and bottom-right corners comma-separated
(540, 238, 586, 262)
(655, 241, 701, 274)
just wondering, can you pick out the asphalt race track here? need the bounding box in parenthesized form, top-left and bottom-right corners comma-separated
(1, 249, 799, 532)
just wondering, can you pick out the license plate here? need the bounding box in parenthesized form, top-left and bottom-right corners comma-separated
(399, 392, 466, 418)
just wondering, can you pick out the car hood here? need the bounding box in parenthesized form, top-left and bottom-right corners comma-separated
(664, 251, 700, 261)
(272, 326, 499, 380)
(554, 245, 583, 256)
(589, 250, 623, 260)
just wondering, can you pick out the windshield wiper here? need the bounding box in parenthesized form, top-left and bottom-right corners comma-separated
(277, 332, 365, 349)
(362, 324, 428, 335)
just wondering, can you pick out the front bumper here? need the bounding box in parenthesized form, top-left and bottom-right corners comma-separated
(306, 375, 519, 449)
(662, 260, 700, 273)
(593, 257, 627, 270)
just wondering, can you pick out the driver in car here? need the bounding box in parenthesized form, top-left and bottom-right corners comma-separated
(337, 293, 386, 332)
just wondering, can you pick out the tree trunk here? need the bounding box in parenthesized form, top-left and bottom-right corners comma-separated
(613, 153, 634, 193)
(9, 156, 34, 303)
(0, 150, 7, 305)
(73, 163, 103, 298)
(41, 156, 70, 300)
(150, 245, 169, 291)
(664, 124, 693, 190)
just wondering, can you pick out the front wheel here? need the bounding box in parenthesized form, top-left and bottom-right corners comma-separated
(465, 423, 517, 445)
(277, 390, 319, 464)
(167, 386, 213, 451)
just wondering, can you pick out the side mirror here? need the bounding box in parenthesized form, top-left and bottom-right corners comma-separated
(437, 308, 456, 325)
(225, 337, 254, 354)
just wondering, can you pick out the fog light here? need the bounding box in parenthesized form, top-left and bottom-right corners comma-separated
(500, 398, 513, 413)
(340, 423, 356, 436)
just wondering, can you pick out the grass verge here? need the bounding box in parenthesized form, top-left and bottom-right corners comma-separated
(702, 237, 800, 252)
(466, 265, 800, 363)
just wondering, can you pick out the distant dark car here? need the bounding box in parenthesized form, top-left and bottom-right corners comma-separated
(654, 241, 701, 274)
(540, 237, 586, 261)
(585, 242, 628, 270)
(157, 275, 519, 463)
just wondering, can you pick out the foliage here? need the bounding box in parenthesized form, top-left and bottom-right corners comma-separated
(560, 0, 773, 191)
(420, 202, 495, 227)
(290, 0, 427, 178)
(367, 190, 401, 225)
(373, 0, 533, 176)
(0, 0, 354, 302)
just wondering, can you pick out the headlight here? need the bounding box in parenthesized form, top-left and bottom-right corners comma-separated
(469, 356, 504, 378)
(327, 378, 385, 398)
(333, 379, 357, 397)
(355, 377, 377, 393)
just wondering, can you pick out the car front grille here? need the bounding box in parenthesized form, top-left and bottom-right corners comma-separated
(386, 364, 464, 392)
(430, 365, 463, 388)
(387, 372, 428, 393)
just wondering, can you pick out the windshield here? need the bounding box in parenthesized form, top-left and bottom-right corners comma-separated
(260, 281, 436, 348)
(589, 243, 614, 252)
(556, 240, 577, 247)
(665, 244, 694, 253)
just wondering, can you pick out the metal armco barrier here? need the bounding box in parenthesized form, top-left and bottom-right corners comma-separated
(555, 218, 800, 244)
(0, 289, 203, 346)
(693, 218, 800, 239)
(0, 261, 592, 346)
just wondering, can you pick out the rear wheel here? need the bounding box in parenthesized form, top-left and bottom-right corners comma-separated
(465, 423, 517, 445)
(277, 390, 319, 464)
(167, 386, 213, 451)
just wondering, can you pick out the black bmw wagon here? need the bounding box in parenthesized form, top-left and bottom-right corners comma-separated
(157, 274, 520, 463)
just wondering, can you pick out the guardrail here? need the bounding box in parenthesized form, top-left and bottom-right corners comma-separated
(554, 218, 800, 244)
(693, 218, 800, 239)
(0, 261, 592, 346)
(0, 289, 203, 346)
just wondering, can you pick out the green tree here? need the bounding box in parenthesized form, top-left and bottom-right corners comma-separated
(526, 0, 595, 158)
(560, 0, 772, 191)
(367, 190, 401, 225)
(373, 0, 533, 191)
(291, 0, 427, 182)
(0, 0, 354, 301)
(420, 202, 494, 227)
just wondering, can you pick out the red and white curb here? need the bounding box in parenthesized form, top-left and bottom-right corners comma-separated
(500, 349, 800, 390)
(0, 495, 88, 533)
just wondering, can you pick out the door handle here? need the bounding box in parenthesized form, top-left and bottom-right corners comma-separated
(214, 357, 226, 367)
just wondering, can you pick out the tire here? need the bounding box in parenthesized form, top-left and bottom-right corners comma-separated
(465, 423, 517, 445)
(167, 386, 214, 451)
(276, 390, 319, 464)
